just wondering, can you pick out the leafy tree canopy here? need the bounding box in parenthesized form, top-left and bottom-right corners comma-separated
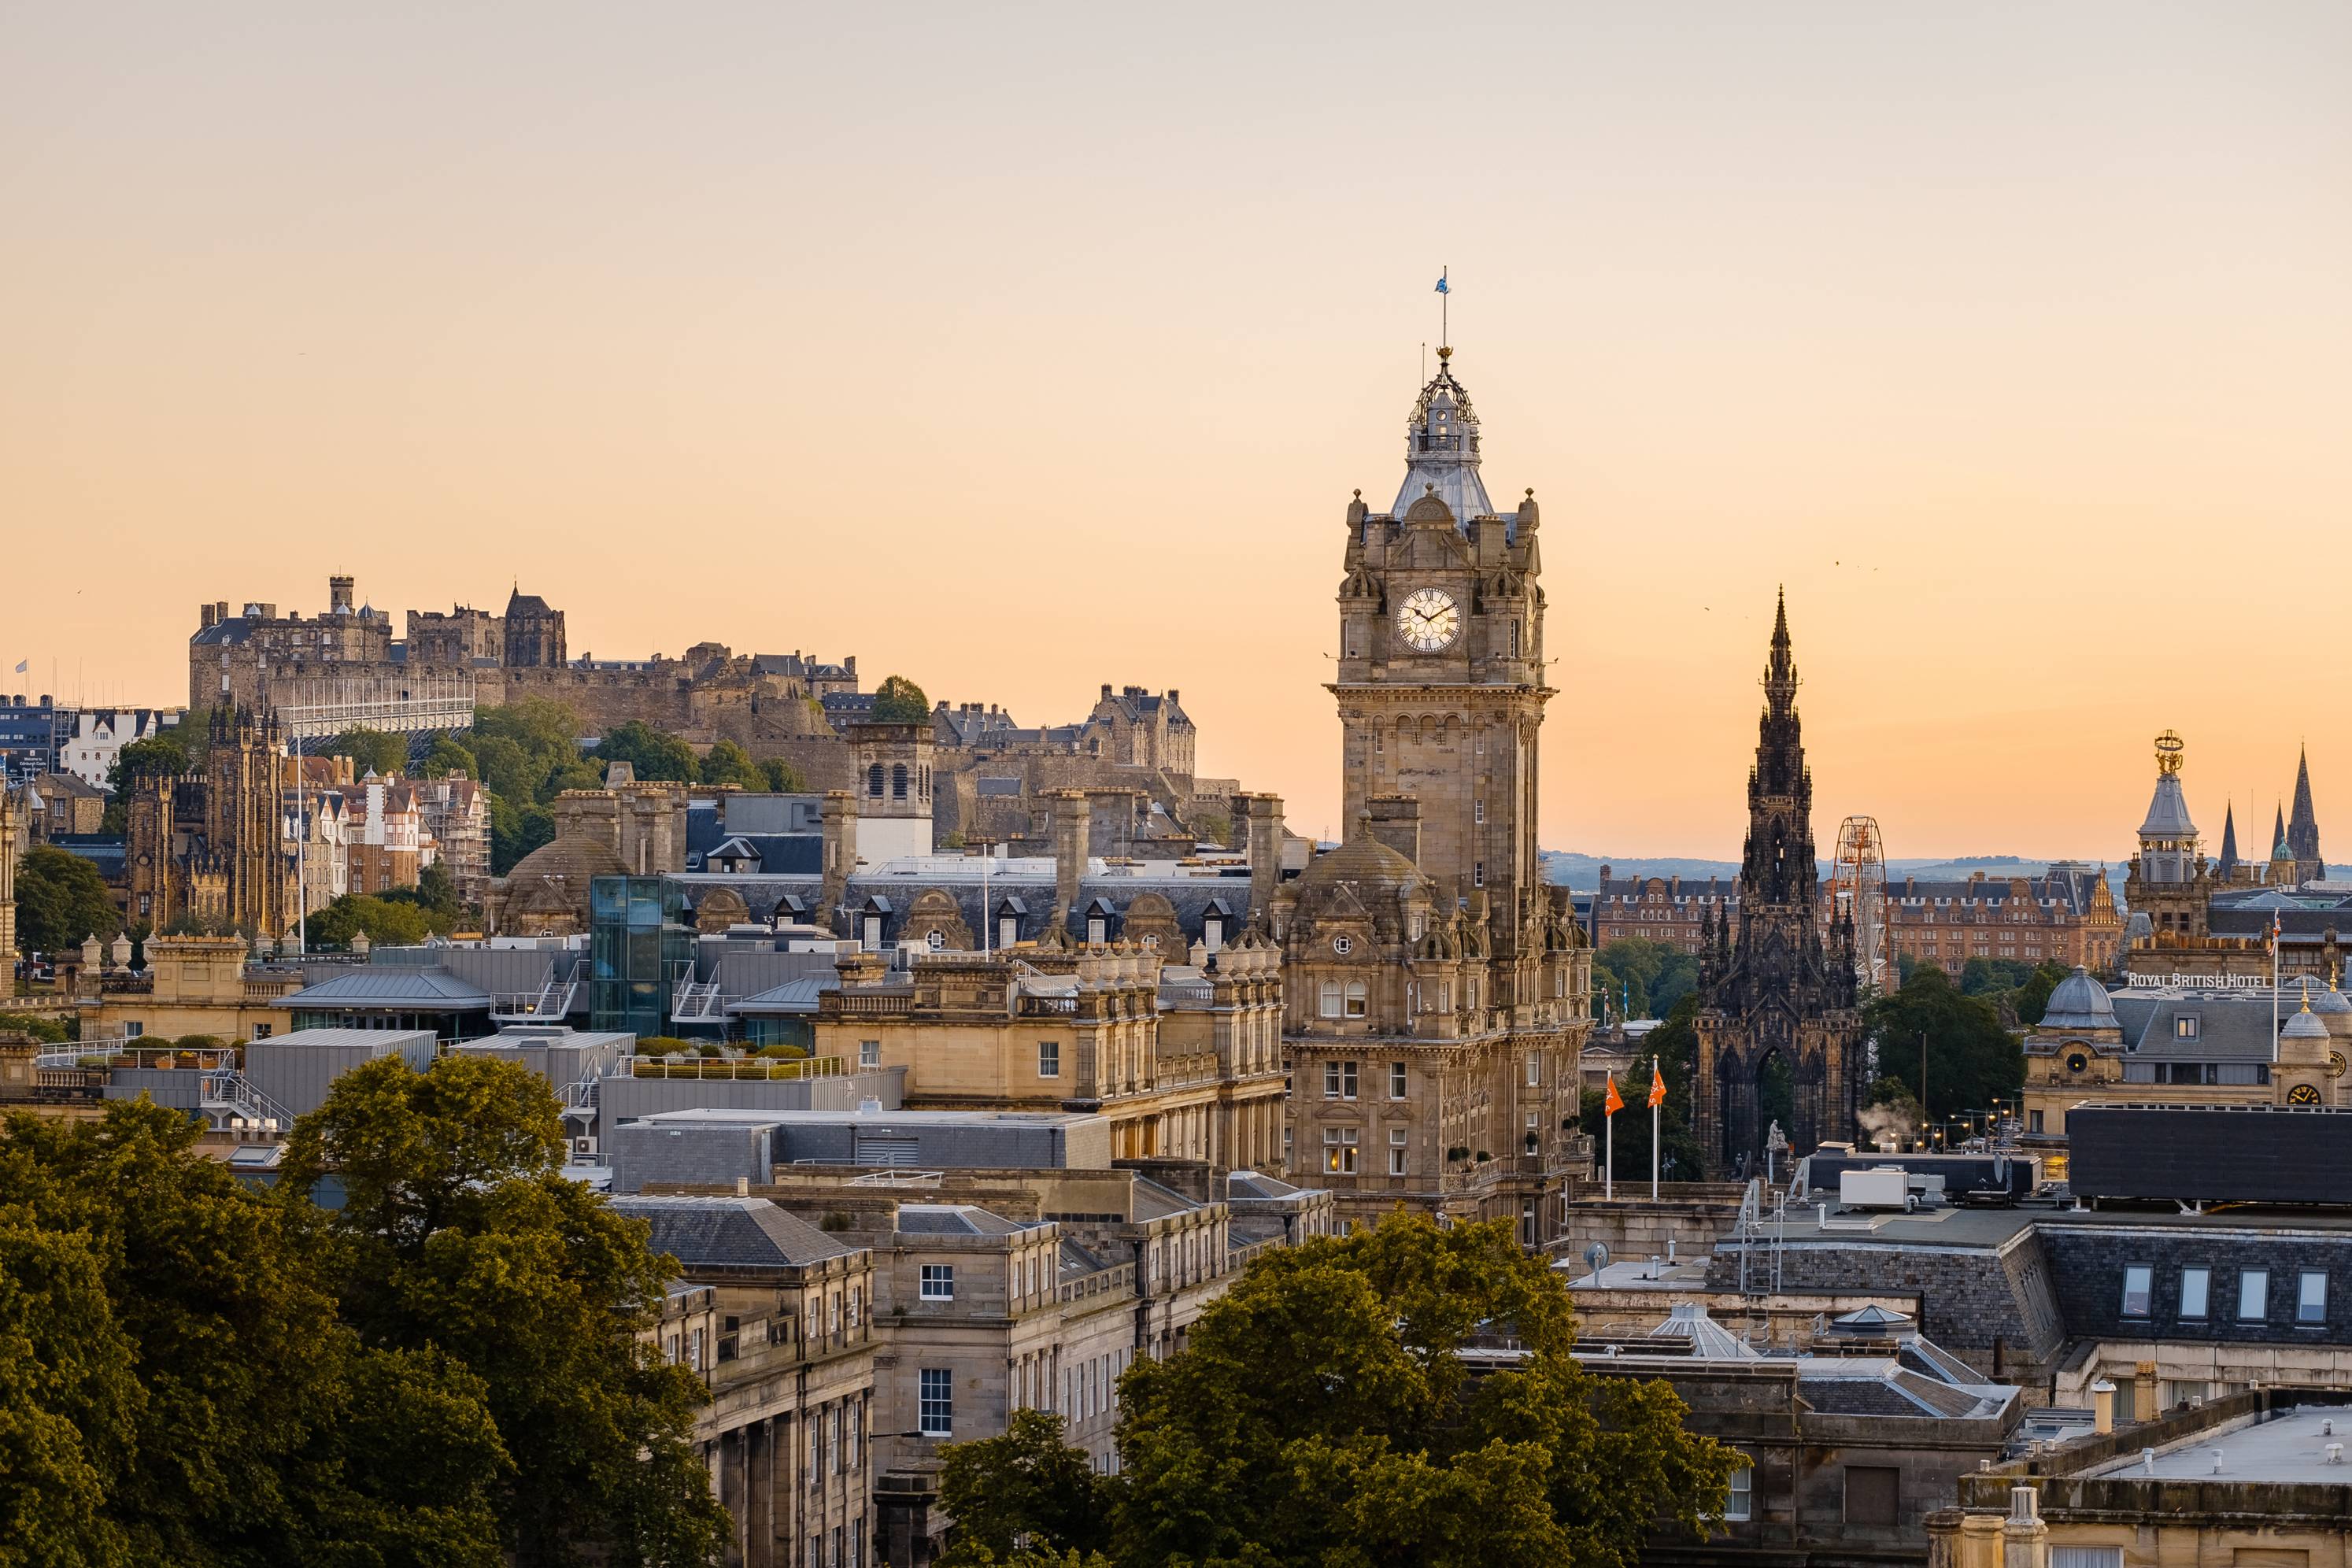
(868, 675, 930, 726)
(282, 1056, 729, 1566)
(1866, 963, 2026, 1125)
(697, 739, 767, 791)
(1591, 937, 1699, 1023)
(306, 893, 431, 952)
(762, 756, 807, 793)
(941, 1215, 1732, 1568)
(420, 735, 479, 780)
(594, 721, 697, 784)
(15, 846, 119, 953)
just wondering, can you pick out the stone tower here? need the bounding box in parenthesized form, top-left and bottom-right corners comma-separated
(1329, 346, 1548, 941)
(1694, 591, 1862, 1177)
(2289, 746, 2325, 885)
(0, 783, 19, 957)
(502, 588, 567, 668)
(206, 708, 295, 938)
(2123, 732, 2210, 940)
(847, 720, 934, 865)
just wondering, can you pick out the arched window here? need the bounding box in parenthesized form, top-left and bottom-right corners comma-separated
(867, 764, 884, 797)
(1344, 981, 1367, 1018)
(891, 764, 908, 799)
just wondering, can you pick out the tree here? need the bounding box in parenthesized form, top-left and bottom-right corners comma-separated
(939, 1411, 1114, 1566)
(1590, 937, 1699, 1023)
(490, 798, 557, 876)
(380, 864, 466, 931)
(1865, 963, 2025, 1127)
(594, 722, 697, 784)
(2014, 960, 2069, 1026)
(420, 736, 479, 780)
(868, 675, 930, 726)
(0, 1100, 510, 1565)
(107, 731, 192, 791)
(307, 894, 431, 952)
(1089, 1215, 1729, 1568)
(15, 846, 118, 952)
(327, 727, 411, 778)
(1579, 994, 1706, 1184)
(697, 739, 767, 791)
(760, 756, 807, 793)
(282, 1056, 730, 1566)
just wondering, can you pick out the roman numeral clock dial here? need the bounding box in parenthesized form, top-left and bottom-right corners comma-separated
(1396, 588, 1459, 653)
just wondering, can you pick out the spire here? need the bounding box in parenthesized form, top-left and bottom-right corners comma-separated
(2274, 801, 2291, 861)
(1391, 347, 1493, 527)
(1762, 586, 1798, 712)
(2290, 743, 2324, 878)
(2138, 732, 2196, 841)
(2218, 801, 2239, 877)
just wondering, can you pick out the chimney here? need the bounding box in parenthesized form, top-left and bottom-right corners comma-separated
(819, 790, 857, 932)
(215, 601, 231, 626)
(328, 575, 355, 614)
(1100, 683, 1113, 701)
(1045, 790, 1087, 923)
(200, 604, 219, 630)
(2090, 1379, 2114, 1435)
(1366, 795, 1421, 864)
(1234, 792, 1285, 921)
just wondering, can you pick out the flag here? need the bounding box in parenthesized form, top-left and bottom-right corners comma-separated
(1433, 272, 1448, 294)
(11, 660, 24, 674)
(1603, 1074, 1623, 1115)
(1648, 1061, 1667, 1110)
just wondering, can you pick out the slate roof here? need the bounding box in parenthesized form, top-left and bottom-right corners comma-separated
(283, 968, 492, 1007)
(2110, 992, 2282, 1060)
(609, 1195, 853, 1268)
(1058, 1237, 1112, 1280)
(2140, 771, 2198, 838)
(704, 834, 823, 875)
(897, 1204, 1023, 1236)
(1129, 1178, 1204, 1222)
(670, 864, 1259, 946)
(730, 978, 838, 1015)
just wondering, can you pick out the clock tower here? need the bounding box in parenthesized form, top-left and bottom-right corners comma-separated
(1332, 347, 1549, 939)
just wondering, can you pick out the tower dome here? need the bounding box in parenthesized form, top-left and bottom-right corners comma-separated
(1390, 349, 1493, 526)
(2039, 967, 2117, 1030)
(2281, 998, 2328, 1044)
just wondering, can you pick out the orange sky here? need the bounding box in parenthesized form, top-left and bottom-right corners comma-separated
(4, 6, 2347, 860)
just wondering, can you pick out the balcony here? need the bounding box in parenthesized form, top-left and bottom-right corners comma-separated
(627, 1055, 845, 1081)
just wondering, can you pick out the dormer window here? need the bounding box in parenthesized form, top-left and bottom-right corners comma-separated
(2176, 1015, 2200, 1040)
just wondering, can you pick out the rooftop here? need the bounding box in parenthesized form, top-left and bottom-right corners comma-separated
(2089, 1404, 2352, 1484)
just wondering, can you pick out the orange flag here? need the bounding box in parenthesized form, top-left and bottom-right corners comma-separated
(1648, 1062, 1667, 1109)
(1604, 1075, 1624, 1115)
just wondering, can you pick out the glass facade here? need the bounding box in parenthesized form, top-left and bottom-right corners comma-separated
(590, 877, 693, 1040)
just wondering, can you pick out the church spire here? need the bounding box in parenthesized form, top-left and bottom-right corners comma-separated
(2218, 800, 2239, 878)
(2290, 743, 2324, 879)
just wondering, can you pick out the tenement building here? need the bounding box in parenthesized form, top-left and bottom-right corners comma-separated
(1280, 345, 1592, 1241)
(1694, 594, 1863, 1177)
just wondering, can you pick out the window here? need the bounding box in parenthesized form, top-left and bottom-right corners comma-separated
(1474, 861, 1485, 888)
(1319, 981, 1342, 1018)
(831, 1406, 844, 1473)
(2239, 1269, 2269, 1321)
(1389, 1129, 1408, 1175)
(2176, 1015, 2200, 1040)
(919, 1368, 952, 1437)
(1844, 1464, 1899, 1526)
(1474, 800, 1485, 824)
(2028, 1109, 2045, 1133)
(1203, 915, 1222, 952)
(999, 915, 1019, 949)
(2120, 1265, 2153, 1318)
(860, 1039, 880, 1069)
(1323, 1127, 1359, 1174)
(867, 764, 884, 797)
(849, 1285, 863, 1327)
(1389, 1062, 1407, 1099)
(124, 1022, 143, 1039)
(2180, 1266, 2210, 1319)
(891, 764, 908, 799)
(920, 1266, 956, 1301)
(2051, 1550, 2121, 1568)
(1087, 915, 1107, 945)
(1344, 981, 1367, 1018)
(1037, 1040, 1060, 1078)
(2301, 1270, 2328, 1324)
(862, 915, 882, 950)
(1723, 1457, 1753, 1522)
(925, 928, 945, 951)
(1323, 1061, 1358, 1100)
(1525, 1053, 1541, 1087)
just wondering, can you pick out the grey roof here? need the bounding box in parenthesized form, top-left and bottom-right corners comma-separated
(1058, 1237, 1111, 1279)
(609, 1195, 852, 1268)
(670, 864, 1259, 946)
(283, 968, 492, 1007)
(704, 834, 822, 875)
(1130, 1177, 1205, 1222)
(2110, 992, 2281, 1060)
(1229, 1170, 1305, 1200)
(897, 1204, 1022, 1236)
(2139, 771, 2198, 838)
(729, 976, 838, 1015)
(2040, 967, 2119, 1030)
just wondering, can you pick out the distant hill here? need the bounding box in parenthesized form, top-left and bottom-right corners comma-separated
(1543, 851, 2117, 892)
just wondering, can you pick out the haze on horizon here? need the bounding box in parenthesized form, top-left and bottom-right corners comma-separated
(4, 4, 2346, 864)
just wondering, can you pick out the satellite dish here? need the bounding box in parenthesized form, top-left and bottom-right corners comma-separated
(1584, 1241, 1611, 1278)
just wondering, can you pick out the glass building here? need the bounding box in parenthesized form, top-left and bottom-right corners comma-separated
(590, 877, 693, 1040)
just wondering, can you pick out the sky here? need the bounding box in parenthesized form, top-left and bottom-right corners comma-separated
(4, 4, 2347, 860)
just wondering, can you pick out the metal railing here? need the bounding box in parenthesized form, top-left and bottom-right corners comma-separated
(627, 1055, 845, 1081)
(492, 959, 586, 1022)
(199, 1068, 295, 1132)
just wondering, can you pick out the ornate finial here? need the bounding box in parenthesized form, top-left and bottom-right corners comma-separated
(1352, 488, 1361, 499)
(2154, 730, 2184, 777)
(1525, 487, 1534, 498)
(1426, 483, 1437, 495)
(1437, 345, 1452, 361)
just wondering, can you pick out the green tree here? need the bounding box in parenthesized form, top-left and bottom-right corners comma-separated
(868, 675, 930, 725)
(0, 1100, 510, 1566)
(107, 730, 192, 792)
(1590, 937, 1699, 1023)
(594, 722, 697, 784)
(379, 864, 467, 931)
(1100, 1215, 1731, 1568)
(490, 798, 557, 876)
(420, 736, 479, 779)
(1865, 963, 2025, 1127)
(307, 894, 431, 952)
(2014, 959, 2069, 1026)
(14, 846, 119, 952)
(939, 1411, 1115, 1566)
(760, 756, 808, 793)
(327, 727, 411, 778)
(282, 1056, 730, 1567)
(1579, 993, 1706, 1184)
(697, 739, 767, 791)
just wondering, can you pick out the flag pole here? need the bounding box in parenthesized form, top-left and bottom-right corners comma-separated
(1605, 1097, 1614, 1202)
(1651, 1054, 1661, 1200)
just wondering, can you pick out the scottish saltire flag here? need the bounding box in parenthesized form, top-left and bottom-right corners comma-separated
(11, 660, 24, 674)
(1434, 272, 1448, 294)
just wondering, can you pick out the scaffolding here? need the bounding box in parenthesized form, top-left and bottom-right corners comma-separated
(1830, 814, 1895, 993)
(270, 671, 475, 746)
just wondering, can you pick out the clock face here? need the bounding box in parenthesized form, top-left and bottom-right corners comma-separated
(1396, 589, 1460, 652)
(2290, 1083, 2324, 1104)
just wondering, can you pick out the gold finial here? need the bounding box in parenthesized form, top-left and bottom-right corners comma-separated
(2154, 730, 2185, 776)
(1437, 345, 1452, 361)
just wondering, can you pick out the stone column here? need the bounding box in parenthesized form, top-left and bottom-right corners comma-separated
(819, 790, 857, 933)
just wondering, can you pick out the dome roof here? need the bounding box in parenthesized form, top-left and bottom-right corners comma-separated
(2038, 966, 2117, 1029)
(505, 832, 627, 886)
(2316, 981, 2352, 1016)
(2282, 1003, 2329, 1042)
(1296, 827, 1423, 897)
